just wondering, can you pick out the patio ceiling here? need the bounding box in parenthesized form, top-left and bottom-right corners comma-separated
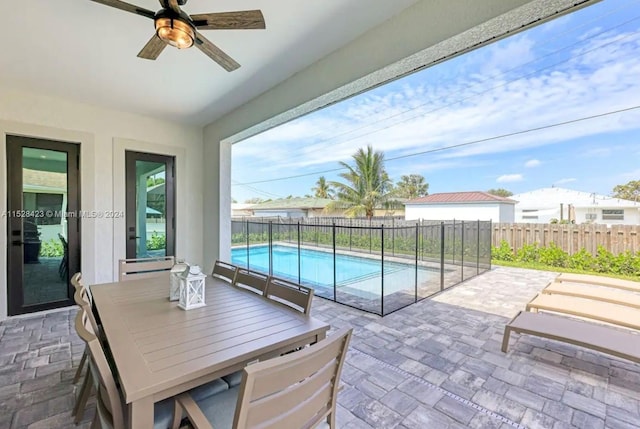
(3, 0, 419, 125)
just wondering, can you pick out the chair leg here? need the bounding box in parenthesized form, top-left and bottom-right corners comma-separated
(171, 399, 183, 429)
(73, 370, 93, 423)
(90, 413, 99, 429)
(73, 348, 88, 384)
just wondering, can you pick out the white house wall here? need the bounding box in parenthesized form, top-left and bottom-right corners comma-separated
(574, 207, 640, 226)
(203, 0, 593, 268)
(0, 86, 204, 320)
(499, 204, 515, 223)
(405, 203, 501, 222)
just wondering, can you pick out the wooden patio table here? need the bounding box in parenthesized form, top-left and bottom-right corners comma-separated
(91, 274, 329, 429)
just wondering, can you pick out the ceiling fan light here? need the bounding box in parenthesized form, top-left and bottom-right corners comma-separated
(155, 17, 194, 49)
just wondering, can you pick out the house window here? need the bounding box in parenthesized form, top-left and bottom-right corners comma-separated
(522, 215, 539, 220)
(602, 209, 624, 220)
(585, 213, 597, 220)
(522, 209, 538, 213)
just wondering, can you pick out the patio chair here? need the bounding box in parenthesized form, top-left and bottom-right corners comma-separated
(232, 268, 269, 295)
(265, 276, 314, 315)
(212, 260, 238, 283)
(71, 273, 88, 384)
(72, 284, 103, 423)
(555, 273, 640, 293)
(542, 281, 640, 309)
(171, 327, 353, 429)
(119, 256, 175, 282)
(73, 309, 176, 429)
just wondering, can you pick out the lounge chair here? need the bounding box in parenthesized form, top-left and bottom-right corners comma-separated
(555, 273, 640, 293)
(542, 281, 640, 309)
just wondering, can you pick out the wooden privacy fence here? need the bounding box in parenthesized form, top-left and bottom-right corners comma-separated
(492, 223, 640, 255)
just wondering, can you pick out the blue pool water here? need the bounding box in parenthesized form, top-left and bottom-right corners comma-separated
(231, 245, 408, 288)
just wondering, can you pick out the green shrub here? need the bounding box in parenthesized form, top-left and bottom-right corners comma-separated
(538, 242, 567, 267)
(146, 232, 166, 250)
(493, 241, 640, 278)
(39, 239, 63, 257)
(492, 240, 514, 261)
(567, 248, 594, 271)
(516, 243, 539, 263)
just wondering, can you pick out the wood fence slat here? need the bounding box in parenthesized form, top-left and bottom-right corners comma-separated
(492, 223, 640, 256)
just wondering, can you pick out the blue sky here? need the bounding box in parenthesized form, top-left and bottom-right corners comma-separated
(232, 0, 640, 202)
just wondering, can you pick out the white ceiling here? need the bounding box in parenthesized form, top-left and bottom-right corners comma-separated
(3, 0, 420, 125)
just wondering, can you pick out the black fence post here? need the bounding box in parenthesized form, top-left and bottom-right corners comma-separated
(381, 224, 385, 316)
(440, 221, 445, 291)
(489, 220, 493, 270)
(369, 218, 373, 254)
(477, 219, 480, 276)
(297, 221, 301, 284)
(415, 223, 419, 303)
(392, 218, 395, 256)
(452, 219, 456, 265)
(268, 221, 273, 276)
(333, 223, 337, 302)
(246, 220, 250, 269)
(461, 220, 465, 282)
(349, 219, 352, 251)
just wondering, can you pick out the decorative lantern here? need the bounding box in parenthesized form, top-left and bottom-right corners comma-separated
(170, 260, 189, 301)
(178, 265, 206, 310)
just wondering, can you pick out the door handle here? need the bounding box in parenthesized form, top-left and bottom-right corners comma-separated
(128, 236, 141, 240)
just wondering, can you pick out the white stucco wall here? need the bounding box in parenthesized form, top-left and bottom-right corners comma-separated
(574, 207, 640, 225)
(515, 206, 640, 225)
(203, 0, 592, 270)
(0, 86, 204, 320)
(499, 204, 515, 223)
(405, 203, 510, 222)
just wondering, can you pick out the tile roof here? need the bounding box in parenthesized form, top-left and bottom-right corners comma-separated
(405, 191, 517, 204)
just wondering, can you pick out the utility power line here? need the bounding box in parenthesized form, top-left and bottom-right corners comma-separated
(234, 105, 640, 186)
(275, 21, 640, 165)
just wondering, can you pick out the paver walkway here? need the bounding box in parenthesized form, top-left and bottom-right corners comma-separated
(1, 266, 639, 428)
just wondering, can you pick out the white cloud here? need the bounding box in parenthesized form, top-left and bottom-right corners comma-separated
(555, 178, 577, 185)
(234, 25, 640, 185)
(497, 174, 523, 183)
(525, 159, 541, 168)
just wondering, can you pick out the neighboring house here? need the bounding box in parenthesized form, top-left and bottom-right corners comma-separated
(22, 168, 67, 244)
(512, 187, 640, 225)
(231, 203, 255, 217)
(250, 198, 334, 218)
(404, 192, 516, 222)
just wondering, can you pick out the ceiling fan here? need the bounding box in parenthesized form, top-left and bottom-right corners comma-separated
(89, 0, 265, 71)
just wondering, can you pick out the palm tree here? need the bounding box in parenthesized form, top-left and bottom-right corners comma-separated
(327, 145, 392, 218)
(312, 176, 334, 199)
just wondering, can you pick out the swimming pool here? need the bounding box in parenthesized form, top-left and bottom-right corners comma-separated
(231, 244, 434, 297)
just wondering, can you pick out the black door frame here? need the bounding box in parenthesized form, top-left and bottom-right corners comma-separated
(125, 151, 175, 259)
(6, 135, 81, 316)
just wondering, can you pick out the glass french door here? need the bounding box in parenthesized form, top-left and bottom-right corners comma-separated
(6, 136, 80, 316)
(125, 151, 175, 259)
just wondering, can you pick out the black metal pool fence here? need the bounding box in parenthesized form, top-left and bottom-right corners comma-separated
(231, 219, 492, 316)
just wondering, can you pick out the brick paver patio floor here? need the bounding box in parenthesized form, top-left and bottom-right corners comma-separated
(1, 266, 639, 428)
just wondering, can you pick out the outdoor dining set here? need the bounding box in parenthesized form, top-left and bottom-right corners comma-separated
(70, 257, 351, 429)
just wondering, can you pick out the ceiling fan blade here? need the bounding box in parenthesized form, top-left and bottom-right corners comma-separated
(89, 0, 155, 19)
(194, 32, 240, 71)
(137, 35, 167, 60)
(191, 10, 265, 30)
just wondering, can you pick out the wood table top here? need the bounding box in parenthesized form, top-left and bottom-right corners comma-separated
(91, 275, 330, 403)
